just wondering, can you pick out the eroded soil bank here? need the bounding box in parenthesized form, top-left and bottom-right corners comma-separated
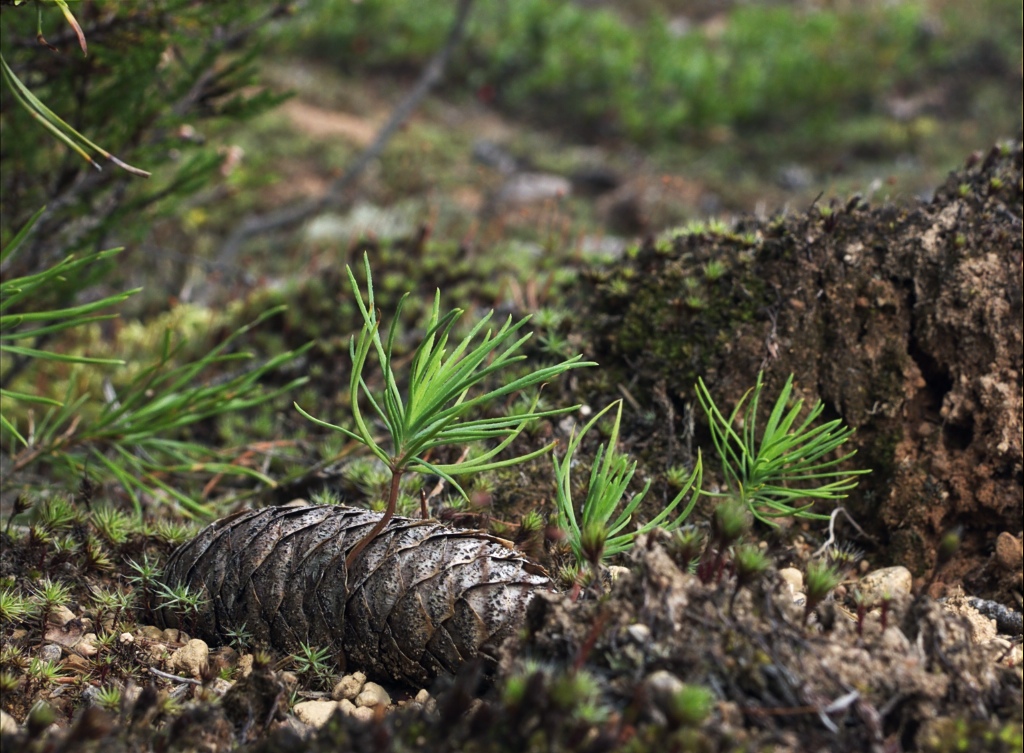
(581, 138, 1023, 603)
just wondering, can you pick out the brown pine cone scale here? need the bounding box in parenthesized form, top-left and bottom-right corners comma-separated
(157, 505, 550, 685)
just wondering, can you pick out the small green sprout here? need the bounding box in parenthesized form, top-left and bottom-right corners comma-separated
(0, 586, 37, 625)
(553, 400, 702, 573)
(81, 536, 115, 572)
(155, 582, 207, 626)
(34, 497, 79, 533)
(698, 499, 751, 584)
(696, 372, 869, 525)
(89, 584, 134, 628)
(0, 671, 18, 694)
(803, 559, 842, 625)
(703, 260, 727, 281)
(730, 542, 771, 614)
(94, 685, 123, 712)
(665, 464, 695, 489)
(670, 527, 705, 572)
(27, 657, 66, 687)
(669, 683, 715, 728)
(296, 253, 593, 569)
(90, 506, 133, 546)
(711, 499, 751, 548)
(126, 553, 163, 611)
(34, 577, 72, 612)
(224, 623, 253, 651)
(292, 642, 334, 689)
(147, 518, 196, 549)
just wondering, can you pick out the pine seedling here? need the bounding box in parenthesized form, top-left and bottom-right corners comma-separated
(34, 497, 80, 534)
(146, 519, 195, 548)
(803, 559, 842, 625)
(26, 657, 66, 694)
(89, 584, 134, 629)
(81, 536, 115, 573)
(553, 400, 702, 573)
(696, 372, 869, 525)
(0, 644, 26, 670)
(90, 506, 133, 546)
(296, 252, 594, 569)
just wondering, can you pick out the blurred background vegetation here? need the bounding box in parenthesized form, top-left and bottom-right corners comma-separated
(1, 0, 1021, 517)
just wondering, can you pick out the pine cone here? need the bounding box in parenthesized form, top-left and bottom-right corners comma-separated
(157, 505, 551, 685)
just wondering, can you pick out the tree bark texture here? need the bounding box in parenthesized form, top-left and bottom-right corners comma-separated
(157, 505, 551, 686)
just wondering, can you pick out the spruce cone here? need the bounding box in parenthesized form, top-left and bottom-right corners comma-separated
(157, 505, 551, 685)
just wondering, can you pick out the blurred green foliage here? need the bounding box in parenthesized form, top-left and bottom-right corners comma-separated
(278, 0, 1022, 147)
(0, 0, 288, 265)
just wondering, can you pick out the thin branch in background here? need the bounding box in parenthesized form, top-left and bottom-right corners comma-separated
(215, 0, 476, 268)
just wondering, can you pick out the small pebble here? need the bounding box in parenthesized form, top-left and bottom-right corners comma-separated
(644, 669, 684, 701)
(76, 633, 98, 657)
(606, 565, 632, 582)
(355, 681, 391, 708)
(994, 532, 1023, 572)
(64, 654, 91, 672)
(169, 638, 209, 677)
(47, 605, 76, 627)
(38, 644, 62, 663)
(135, 625, 165, 641)
(207, 678, 234, 697)
(338, 699, 358, 716)
(332, 671, 366, 702)
(857, 566, 912, 602)
(626, 624, 651, 644)
(160, 628, 191, 644)
(0, 710, 18, 735)
(778, 567, 804, 596)
(293, 700, 338, 728)
(351, 706, 375, 722)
